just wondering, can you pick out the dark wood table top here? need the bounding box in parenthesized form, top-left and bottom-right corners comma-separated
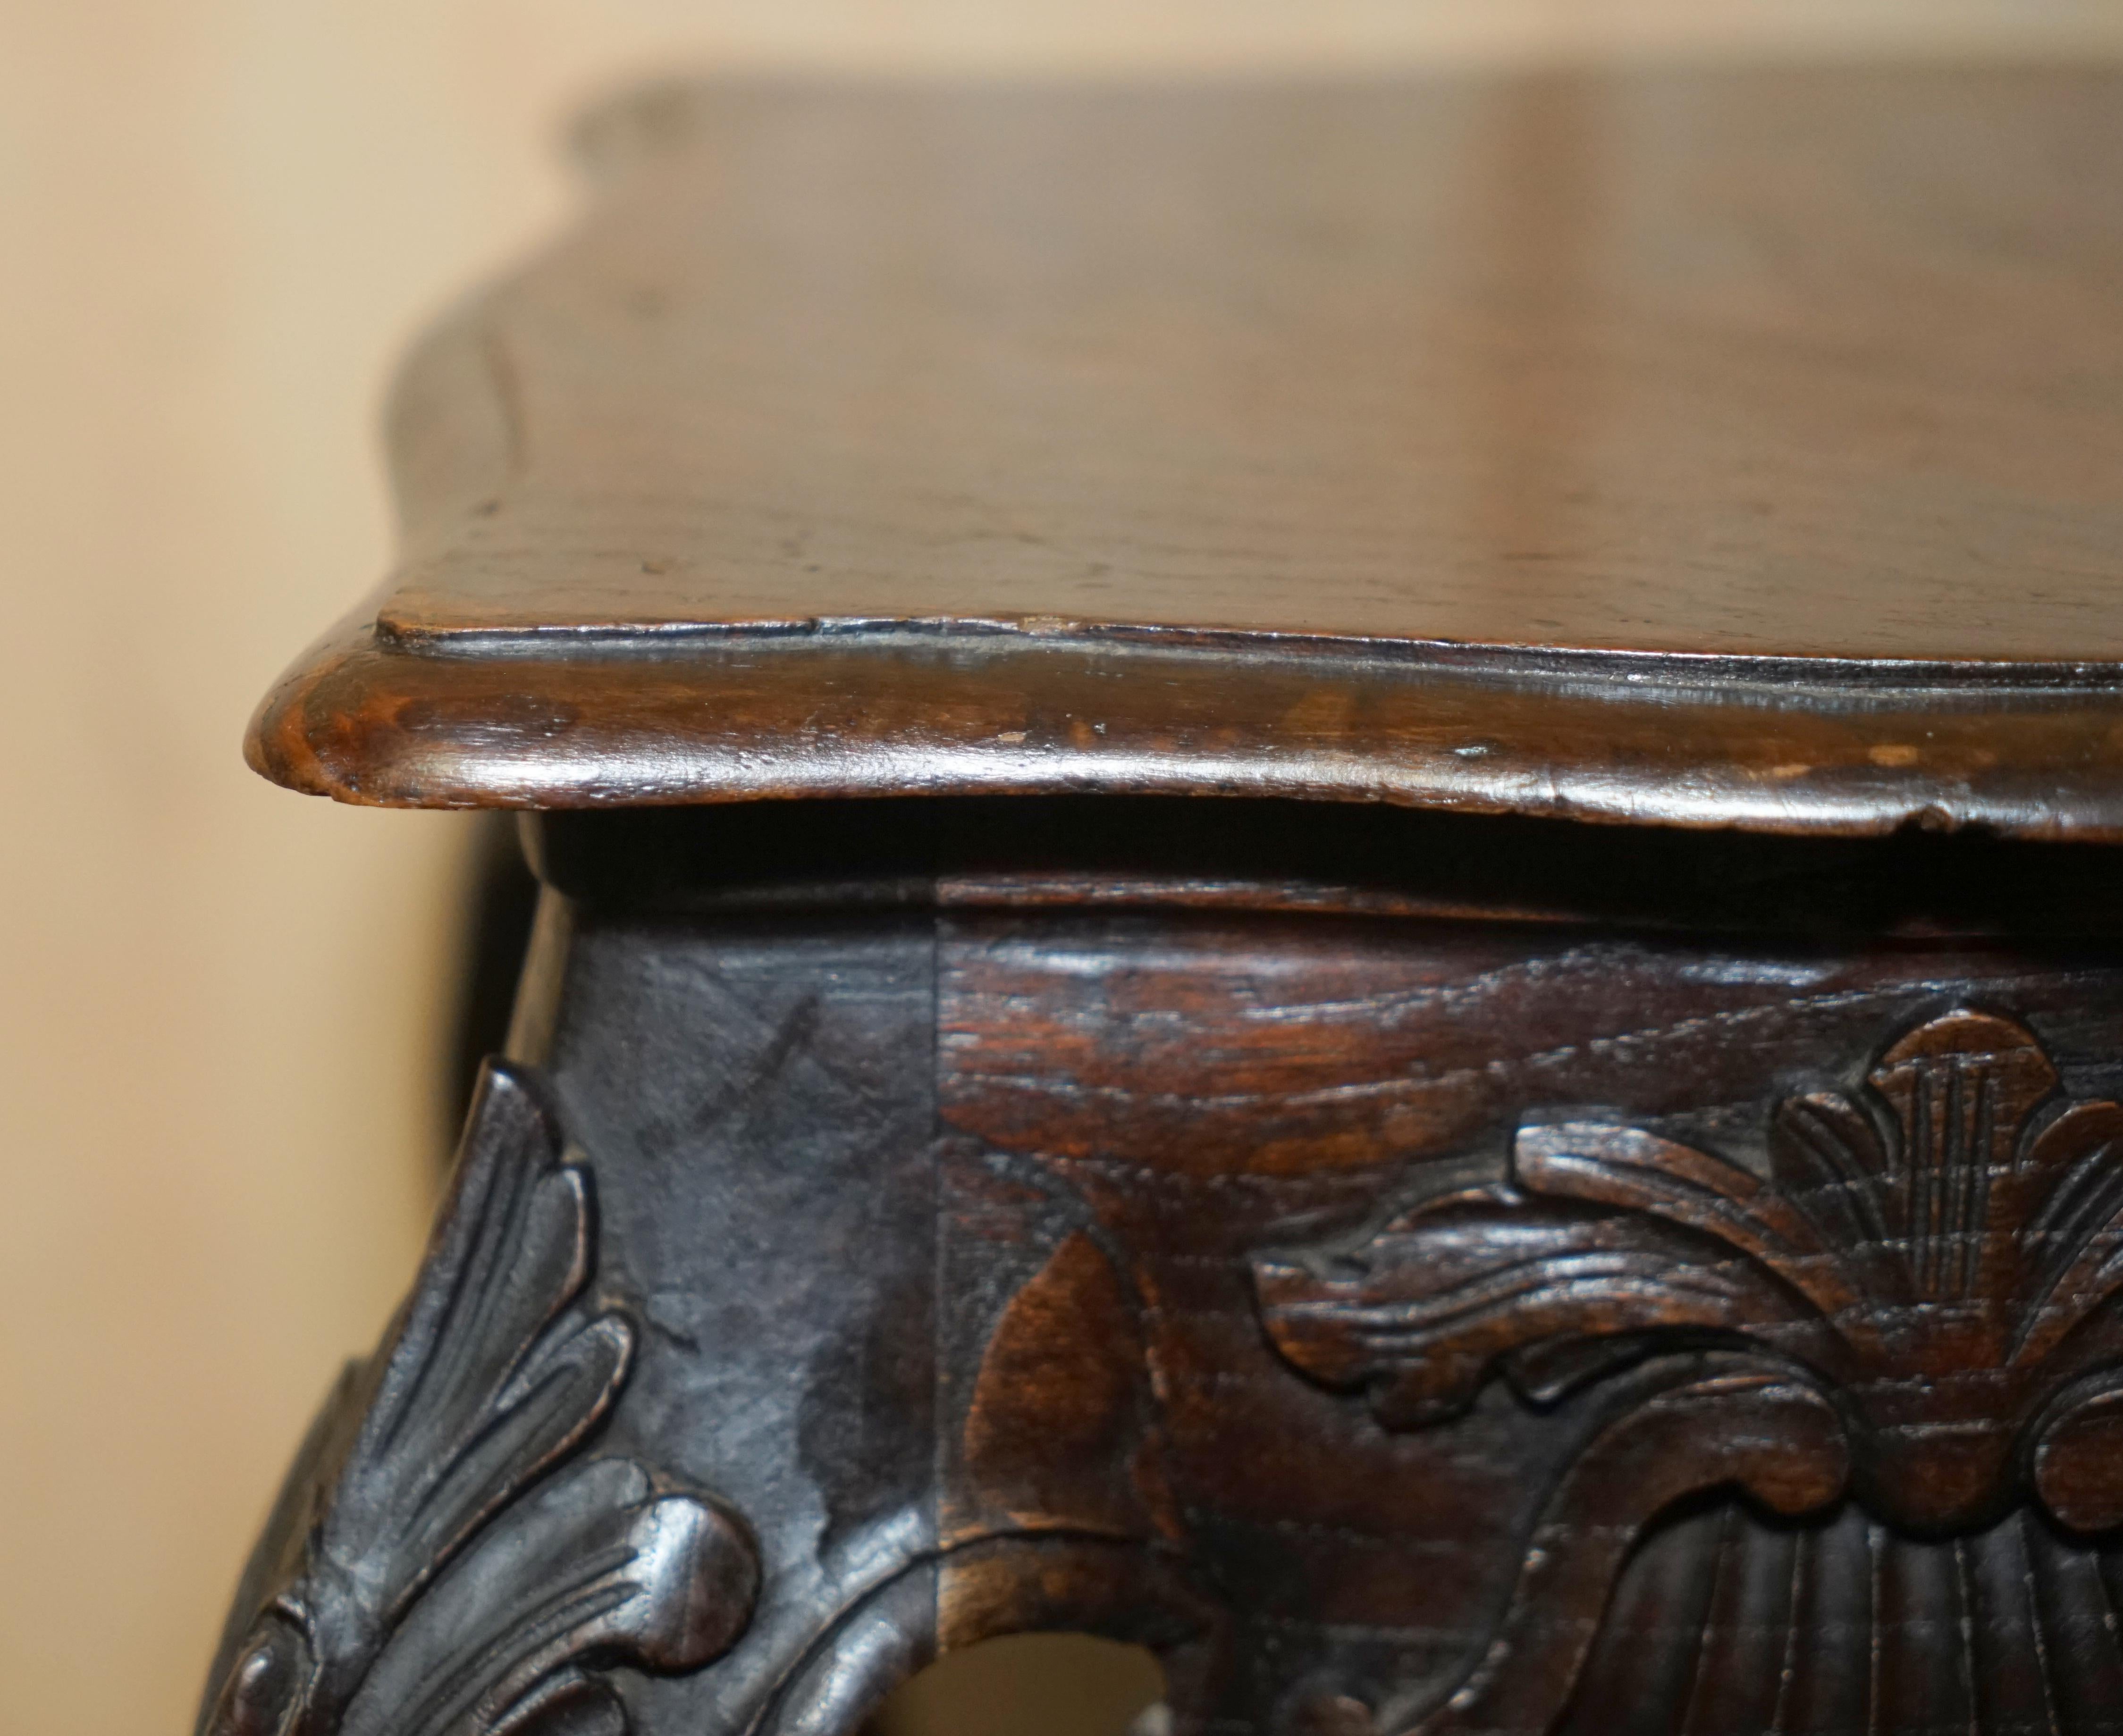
(251, 67, 2123, 836)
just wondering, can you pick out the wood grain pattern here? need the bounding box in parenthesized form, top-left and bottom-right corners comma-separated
(204, 843, 2123, 1733)
(248, 69, 2123, 833)
(933, 907, 2123, 1733)
(1257, 1009, 2123, 1525)
(1255, 1006, 2123, 1731)
(223, 64, 2123, 1721)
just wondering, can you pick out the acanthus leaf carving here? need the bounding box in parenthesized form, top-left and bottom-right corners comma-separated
(1254, 1008, 2123, 1735)
(1257, 1009, 2123, 1534)
(199, 1061, 759, 1736)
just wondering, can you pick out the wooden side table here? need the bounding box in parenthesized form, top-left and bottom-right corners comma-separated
(201, 68, 2123, 1736)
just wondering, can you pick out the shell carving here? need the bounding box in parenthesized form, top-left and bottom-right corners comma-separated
(1254, 1010, 2123, 1735)
(197, 1063, 760, 1736)
(1256, 1009, 2123, 1534)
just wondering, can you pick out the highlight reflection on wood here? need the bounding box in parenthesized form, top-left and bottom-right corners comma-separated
(251, 68, 2123, 834)
(204, 67, 2123, 1736)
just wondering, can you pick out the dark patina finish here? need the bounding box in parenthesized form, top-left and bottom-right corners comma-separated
(208, 67, 2123, 1736)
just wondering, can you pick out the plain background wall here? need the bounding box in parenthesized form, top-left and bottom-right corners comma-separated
(4, 5, 2121, 1732)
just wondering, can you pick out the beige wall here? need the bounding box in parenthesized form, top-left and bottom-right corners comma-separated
(4, 5, 2120, 1732)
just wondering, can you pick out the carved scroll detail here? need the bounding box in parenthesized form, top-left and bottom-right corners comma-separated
(199, 1063, 759, 1736)
(1254, 1009, 2123, 1733)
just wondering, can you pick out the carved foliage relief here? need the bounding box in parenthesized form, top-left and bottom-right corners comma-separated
(198, 1063, 759, 1736)
(1255, 1009, 2123, 1732)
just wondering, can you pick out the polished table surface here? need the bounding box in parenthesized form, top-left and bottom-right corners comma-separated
(249, 67, 2123, 834)
(206, 67, 2123, 1736)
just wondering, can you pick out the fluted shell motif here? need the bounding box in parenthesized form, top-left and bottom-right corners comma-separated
(1257, 1009, 2123, 1534)
(197, 1063, 760, 1736)
(1560, 1500, 2123, 1736)
(1255, 1008, 2123, 1736)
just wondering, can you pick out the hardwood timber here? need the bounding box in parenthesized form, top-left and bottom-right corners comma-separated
(206, 63, 2123, 1736)
(248, 68, 2123, 835)
(199, 862, 2123, 1734)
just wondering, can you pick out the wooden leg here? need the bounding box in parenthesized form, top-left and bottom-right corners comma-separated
(200, 893, 2123, 1736)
